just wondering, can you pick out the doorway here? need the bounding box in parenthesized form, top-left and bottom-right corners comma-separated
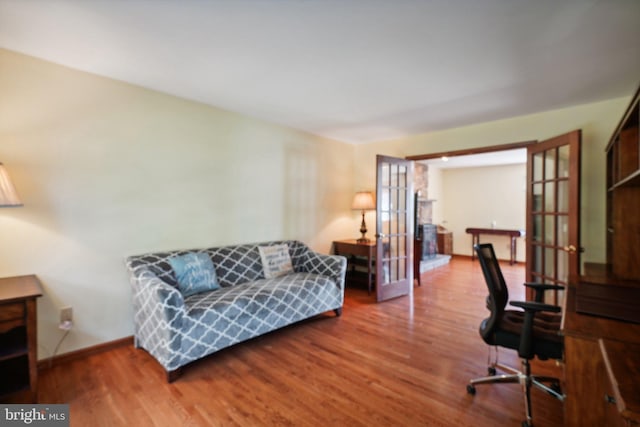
(406, 131, 582, 306)
(412, 146, 529, 264)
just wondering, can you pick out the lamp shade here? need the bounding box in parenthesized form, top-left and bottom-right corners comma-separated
(0, 163, 23, 207)
(351, 191, 375, 211)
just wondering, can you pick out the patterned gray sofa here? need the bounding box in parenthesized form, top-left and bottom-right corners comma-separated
(125, 240, 346, 382)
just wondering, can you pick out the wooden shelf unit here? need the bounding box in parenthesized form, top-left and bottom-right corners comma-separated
(607, 91, 640, 189)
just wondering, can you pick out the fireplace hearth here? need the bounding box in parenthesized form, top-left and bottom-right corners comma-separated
(417, 223, 438, 260)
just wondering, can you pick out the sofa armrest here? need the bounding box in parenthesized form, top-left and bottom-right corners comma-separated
(302, 251, 347, 290)
(127, 265, 186, 367)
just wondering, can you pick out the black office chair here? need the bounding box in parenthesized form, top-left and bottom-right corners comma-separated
(466, 243, 565, 427)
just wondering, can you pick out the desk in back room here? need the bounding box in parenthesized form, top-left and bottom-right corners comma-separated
(465, 227, 525, 265)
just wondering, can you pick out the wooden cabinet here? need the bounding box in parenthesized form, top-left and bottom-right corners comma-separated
(601, 340, 640, 426)
(564, 333, 611, 427)
(564, 292, 640, 426)
(437, 230, 452, 255)
(564, 287, 640, 427)
(576, 84, 640, 324)
(0, 275, 43, 403)
(606, 84, 640, 281)
(565, 84, 640, 427)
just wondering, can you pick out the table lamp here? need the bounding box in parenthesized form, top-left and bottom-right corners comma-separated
(0, 163, 22, 207)
(351, 191, 375, 243)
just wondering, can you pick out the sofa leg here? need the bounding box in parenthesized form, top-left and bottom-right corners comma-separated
(166, 368, 182, 383)
(334, 307, 342, 317)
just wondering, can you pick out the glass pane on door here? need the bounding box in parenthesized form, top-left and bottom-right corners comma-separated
(558, 145, 570, 177)
(533, 152, 543, 180)
(544, 215, 555, 245)
(382, 238, 391, 284)
(533, 215, 542, 242)
(545, 248, 556, 277)
(558, 251, 569, 282)
(545, 148, 556, 180)
(557, 216, 568, 247)
(544, 182, 555, 211)
(558, 181, 569, 212)
(533, 246, 542, 274)
(533, 183, 543, 211)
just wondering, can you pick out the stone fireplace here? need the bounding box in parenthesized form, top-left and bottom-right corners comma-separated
(414, 162, 451, 272)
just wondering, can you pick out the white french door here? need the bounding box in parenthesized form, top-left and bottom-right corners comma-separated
(375, 155, 414, 302)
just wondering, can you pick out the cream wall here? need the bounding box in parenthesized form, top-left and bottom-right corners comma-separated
(354, 97, 630, 268)
(426, 166, 443, 225)
(0, 49, 355, 358)
(441, 164, 526, 261)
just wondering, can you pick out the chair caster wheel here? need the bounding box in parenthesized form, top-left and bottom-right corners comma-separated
(488, 366, 497, 375)
(466, 384, 476, 395)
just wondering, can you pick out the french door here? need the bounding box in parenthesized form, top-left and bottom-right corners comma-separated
(375, 155, 414, 302)
(526, 130, 582, 305)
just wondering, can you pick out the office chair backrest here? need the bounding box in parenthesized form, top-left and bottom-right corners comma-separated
(474, 243, 510, 340)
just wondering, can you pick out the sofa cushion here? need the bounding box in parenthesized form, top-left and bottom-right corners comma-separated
(168, 253, 220, 297)
(259, 244, 293, 279)
(179, 272, 342, 356)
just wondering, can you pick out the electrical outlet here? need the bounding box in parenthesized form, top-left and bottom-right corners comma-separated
(60, 306, 73, 324)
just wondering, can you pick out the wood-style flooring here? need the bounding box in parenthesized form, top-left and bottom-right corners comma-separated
(38, 257, 564, 426)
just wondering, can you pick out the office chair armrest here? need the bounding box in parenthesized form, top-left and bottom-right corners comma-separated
(510, 301, 561, 358)
(523, 283, 565, 291)
(510, 300, 561, 313)
(523, 283, 565, 302)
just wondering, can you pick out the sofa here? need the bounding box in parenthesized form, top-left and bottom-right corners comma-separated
(125, 240, 346, 381)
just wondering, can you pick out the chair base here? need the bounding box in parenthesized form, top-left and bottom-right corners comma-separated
(467, 360, 564, 427)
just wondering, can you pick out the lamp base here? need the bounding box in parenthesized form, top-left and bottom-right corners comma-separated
(357, 211, 370, 244)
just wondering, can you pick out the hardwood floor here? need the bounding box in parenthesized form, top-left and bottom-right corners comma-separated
(38, 257, 563, 426)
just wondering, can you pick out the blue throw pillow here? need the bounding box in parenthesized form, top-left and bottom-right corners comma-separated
(168, 253, 220, 297)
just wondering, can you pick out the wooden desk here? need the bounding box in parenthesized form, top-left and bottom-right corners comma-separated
(0, 275, 43, 403)
(333, 239, 376, 294)
(563, 285, 640, 426)
(465, 227, 524, 265)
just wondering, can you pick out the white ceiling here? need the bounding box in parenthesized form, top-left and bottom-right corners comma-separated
(1, 0, 639, 144)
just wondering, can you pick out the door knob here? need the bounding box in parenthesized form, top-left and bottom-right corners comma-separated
(564, 245, 577, 253)
(375, 233, 385, 239)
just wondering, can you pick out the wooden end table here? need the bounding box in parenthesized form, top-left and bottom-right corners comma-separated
(333, 239, 376, 294)
(0, 275, 43, 403)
